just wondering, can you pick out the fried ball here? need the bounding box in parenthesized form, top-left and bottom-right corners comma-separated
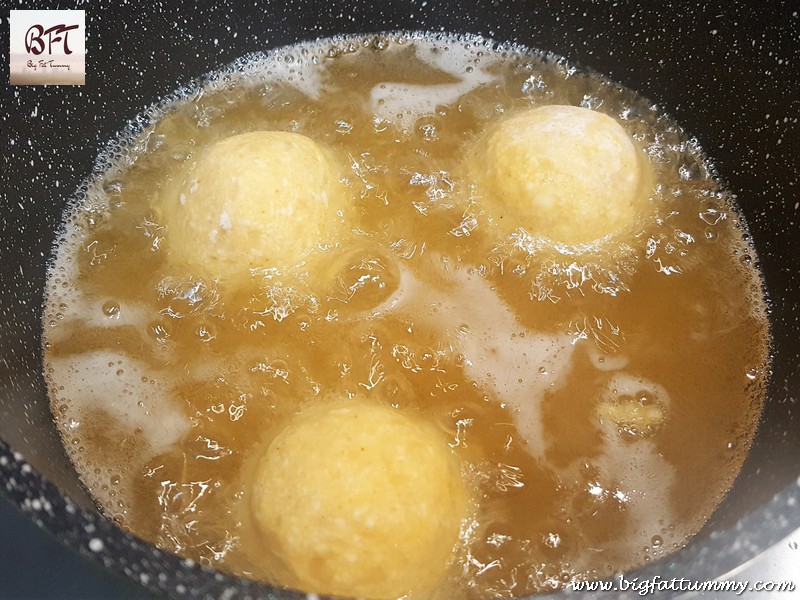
(160, 131, 344, 279)
(474, 105, 653, 244)
(250, 399, 468, 599)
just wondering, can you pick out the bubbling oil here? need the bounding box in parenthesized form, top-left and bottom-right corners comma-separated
(44, 33, 770, 598)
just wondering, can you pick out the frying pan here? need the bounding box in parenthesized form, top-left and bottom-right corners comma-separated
(1, 0, 798, 598)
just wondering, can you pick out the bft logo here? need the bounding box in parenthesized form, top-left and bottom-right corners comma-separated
(25, 23, 80, 56)
(9, 10, 86, 86)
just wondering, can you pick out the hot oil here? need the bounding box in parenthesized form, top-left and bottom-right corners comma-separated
(43, 34, 770, 598)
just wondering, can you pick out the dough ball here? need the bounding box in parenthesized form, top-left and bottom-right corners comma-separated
(597, 374, 669, 439)
(250, 399, 468, 599)
(597, 398, 665, 435)
(475, 105, 652, 245)
(161, 131, 344, 279)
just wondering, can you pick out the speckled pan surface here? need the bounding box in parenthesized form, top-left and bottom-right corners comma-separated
(1, 1, 798, 598)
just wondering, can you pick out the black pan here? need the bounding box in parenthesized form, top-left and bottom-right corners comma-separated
(1, 1, 798, 598)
